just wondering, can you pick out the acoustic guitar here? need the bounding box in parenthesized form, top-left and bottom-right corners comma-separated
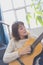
(9, 33, 43, 65)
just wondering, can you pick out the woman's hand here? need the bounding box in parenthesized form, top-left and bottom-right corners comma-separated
(19, 46, 31, 56)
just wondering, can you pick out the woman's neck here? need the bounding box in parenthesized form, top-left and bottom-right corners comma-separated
(20, 35, 28, 40)
(20, 36, 25, 40)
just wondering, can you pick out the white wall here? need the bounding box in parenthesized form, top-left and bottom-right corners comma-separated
(28, 27, 43, 38)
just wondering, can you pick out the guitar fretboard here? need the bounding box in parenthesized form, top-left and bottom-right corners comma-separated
(31, 33, 43, 50)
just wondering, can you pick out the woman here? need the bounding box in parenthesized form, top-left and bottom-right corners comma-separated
(3, 21, 43, 64)
(3, 21, 31, 63)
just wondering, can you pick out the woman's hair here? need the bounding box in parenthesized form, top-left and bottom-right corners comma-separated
(12, 21, 28, 41)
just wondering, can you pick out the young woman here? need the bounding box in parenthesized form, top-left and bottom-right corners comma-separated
(3, 21, 43, 64)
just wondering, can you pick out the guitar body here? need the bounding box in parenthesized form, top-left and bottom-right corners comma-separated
(9, 38, 42, 65)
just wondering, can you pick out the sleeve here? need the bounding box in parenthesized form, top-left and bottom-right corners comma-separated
(3, 39, 20, 63)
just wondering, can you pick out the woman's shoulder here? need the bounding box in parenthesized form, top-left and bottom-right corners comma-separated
(8, 37, 16, 46)
(10, 37, 16, 43)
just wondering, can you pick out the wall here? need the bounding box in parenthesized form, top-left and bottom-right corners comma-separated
(28, 27, 43, 38)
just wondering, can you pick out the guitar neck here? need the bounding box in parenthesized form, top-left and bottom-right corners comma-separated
(31, 33, 43, 49)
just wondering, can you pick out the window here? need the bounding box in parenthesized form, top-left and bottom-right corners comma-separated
(16, 9, 28, 28)
(1, 0, 43, 30)
(2, 11, 16, 31)
(25, 0, 32, 5)
(1, 0, 12, 11)
(13, 0, 25, 9)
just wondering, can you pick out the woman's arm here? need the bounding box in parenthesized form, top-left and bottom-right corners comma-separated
(3, 39, 20, 63)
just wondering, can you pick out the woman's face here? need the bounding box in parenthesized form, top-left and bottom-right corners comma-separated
(18, 24, 28, 39)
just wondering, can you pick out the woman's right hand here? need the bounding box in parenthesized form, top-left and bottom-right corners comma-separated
(19, 46, 31, 56)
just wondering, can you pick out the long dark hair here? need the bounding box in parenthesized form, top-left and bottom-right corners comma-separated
(12, 21, 28, 41)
